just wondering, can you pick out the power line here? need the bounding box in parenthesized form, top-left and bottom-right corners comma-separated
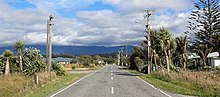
(153, 0, 172, 11)
(135, 30, 146, 45)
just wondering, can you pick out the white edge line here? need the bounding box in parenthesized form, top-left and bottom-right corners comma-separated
(50, 66, 106, 97)
(111, 87, 114, 94)
(136, 76, 172, 97)
(120, 66, 172, 97)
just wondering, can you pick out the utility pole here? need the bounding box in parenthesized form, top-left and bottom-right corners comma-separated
(118, 49, 120, 66)
(118, 48, 123, 66)
(46, 15, 53, 73)
(125, 44, 128, 67)
(144, 10, 154, 74)
(121, 48, 124, 66)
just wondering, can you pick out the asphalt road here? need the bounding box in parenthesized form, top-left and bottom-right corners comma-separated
(49, 65, 172, 97)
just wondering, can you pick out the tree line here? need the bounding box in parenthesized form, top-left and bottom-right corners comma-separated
(129, 0, 220, 73)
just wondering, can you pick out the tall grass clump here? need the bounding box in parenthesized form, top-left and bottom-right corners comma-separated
(151, 70, 220, 97)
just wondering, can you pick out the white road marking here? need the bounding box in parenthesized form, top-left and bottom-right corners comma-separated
(50, 66, 106, 97)
(136, 76, 172, 97)
(111, 87, 114, 94)
(111, 73, 113, 75)
(119, 66, 172, 97)
(111, 77, 113, 80)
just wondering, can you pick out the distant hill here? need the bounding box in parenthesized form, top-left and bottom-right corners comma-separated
(0, 45, 134, 55)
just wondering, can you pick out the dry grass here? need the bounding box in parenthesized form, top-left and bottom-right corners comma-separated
(0, 72, 57, 97)
(36, 72, 57, 85)
(152, 70, 220, 96)
(0, 74, 34, 97)
(158, 70, 220, 86)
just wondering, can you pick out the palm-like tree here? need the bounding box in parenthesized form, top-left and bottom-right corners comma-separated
(194, 44, 213, 67)
(2, 49, 13, 75)
(176, 36, 188, 69)
(159, 28, 176, 72)
(152, 50, 159, 67)
(14, 40, 24, 71)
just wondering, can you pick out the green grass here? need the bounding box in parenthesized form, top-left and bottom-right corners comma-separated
(140, 75, 201, 96)
(127, 70, 205, 96)
(25, 73, 86, 97)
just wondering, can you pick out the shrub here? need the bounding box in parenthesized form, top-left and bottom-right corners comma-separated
(216, 66, 220, 71)
(51, 61, 66, 76)
(10, 57, 21, 73)
(23, 48, 46, 75)
(65, 64, 72, 68)
(83, 62, 90, 67)
(134, 57, 144, 71)
(72, 65, 76, 70)
(89, 64, 96, 69)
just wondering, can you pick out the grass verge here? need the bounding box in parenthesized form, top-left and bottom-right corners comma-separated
(25, 73, 86, 97)
(127, 70, 220, 97)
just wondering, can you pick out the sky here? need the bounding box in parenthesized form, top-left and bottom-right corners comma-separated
(0, 0, 195, 47)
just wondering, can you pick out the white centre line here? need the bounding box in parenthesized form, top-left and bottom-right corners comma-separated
(111, 77, 113, 80)
(111, 73, 113, 75)
(111, 66, 113, 72)
(111, 87, 114, 94)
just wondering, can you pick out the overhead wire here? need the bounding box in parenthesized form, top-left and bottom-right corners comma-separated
(129, 0, 174, 46)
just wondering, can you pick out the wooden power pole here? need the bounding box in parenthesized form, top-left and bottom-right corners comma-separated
(46, 15, 53, 73)
(125, 44, 128, 67)
(143, 10, 154, 74)
(118, 49, 120, 66)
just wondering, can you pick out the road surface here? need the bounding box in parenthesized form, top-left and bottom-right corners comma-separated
(49, 65, 172, 97)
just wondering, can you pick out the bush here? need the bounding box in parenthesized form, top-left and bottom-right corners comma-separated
(51, 61, 66, 76)
(216, 66, 220, 71)
(10, 57, 21, 73)
(65, 64, 72, 68)
(72, 65, 76, 70)
(134, 57, 144, 71)
(90, 64, 96, 69)
(23, 48, 46, 75)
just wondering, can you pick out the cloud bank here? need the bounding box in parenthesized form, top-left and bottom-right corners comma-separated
(0, 0, 194, 46)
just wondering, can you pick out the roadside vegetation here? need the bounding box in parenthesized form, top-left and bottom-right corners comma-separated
(129, 69, 220, 97)
(0, 41, 70, 97)
(128, 0, 220, 97)
(67, 54, 116, 71)
(0, 40, 114, 97)
(25, 73, 86, 97)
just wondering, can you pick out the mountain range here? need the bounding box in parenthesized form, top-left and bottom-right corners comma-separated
(0, 45, 134, 55)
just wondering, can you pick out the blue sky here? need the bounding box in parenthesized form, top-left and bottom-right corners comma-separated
(5, 0, 117, 18)
(0, 0, 195, 46)
(6, 0, 36, 9)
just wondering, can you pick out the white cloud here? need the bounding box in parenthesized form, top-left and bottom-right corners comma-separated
(103, 0, 194, 12)
(0, 0, 194, 46)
